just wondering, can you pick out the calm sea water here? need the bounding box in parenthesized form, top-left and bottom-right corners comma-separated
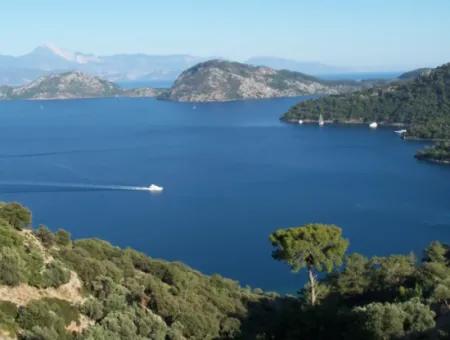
(0, 97, 449, 292)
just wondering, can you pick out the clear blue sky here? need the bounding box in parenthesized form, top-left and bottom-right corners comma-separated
(1, 0, 449, 70)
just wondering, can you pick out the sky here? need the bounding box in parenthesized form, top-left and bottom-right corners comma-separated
(1, 0, 449, 70)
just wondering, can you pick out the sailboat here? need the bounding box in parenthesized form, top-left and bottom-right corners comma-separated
(318, 114, 325, 126)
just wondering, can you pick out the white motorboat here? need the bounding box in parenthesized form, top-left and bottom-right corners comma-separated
(148, 184, 164, 192)
(394, 129, 407, 135)
(298, 119, 304, 125)
(369, 122, 378, 129)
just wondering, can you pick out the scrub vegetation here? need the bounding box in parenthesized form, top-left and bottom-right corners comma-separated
(1, 202, 450, 339)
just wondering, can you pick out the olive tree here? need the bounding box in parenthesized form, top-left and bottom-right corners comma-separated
(270, 223, 348, 305)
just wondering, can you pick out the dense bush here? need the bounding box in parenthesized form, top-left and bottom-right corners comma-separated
(17, 298, 79, 339)
(41, 261, 71, 288)
(2, 203, 450, 339)
(0, 202, 31, 230)
(416, 141, 450, 163)
(34, 225, 55, 248)
(353, 300, 435, 339)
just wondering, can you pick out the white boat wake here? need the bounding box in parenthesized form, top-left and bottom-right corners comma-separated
(0, 181, 162, 192)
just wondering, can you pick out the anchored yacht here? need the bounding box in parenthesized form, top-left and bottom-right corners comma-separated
(318, 114, 325, 126)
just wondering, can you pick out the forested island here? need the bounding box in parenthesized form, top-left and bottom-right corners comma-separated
(1, 202, 450, 339)
(283, 63, 450, 164)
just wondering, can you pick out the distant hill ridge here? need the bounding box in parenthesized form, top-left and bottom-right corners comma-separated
(0, 71, 163, 100)
(160, 59, 376, 102)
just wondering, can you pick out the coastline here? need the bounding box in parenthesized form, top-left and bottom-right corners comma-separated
(415, 155, 450, 165)
(283, 117, 450, 166)
(283, 117, 408, 128)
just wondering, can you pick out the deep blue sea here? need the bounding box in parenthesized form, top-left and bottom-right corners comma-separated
(0, 97, 449, 293)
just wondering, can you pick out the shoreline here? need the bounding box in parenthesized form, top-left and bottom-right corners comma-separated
(283, 118, 450, 166)
(415, 155, 450, 165)
(283, 118, 408, 128)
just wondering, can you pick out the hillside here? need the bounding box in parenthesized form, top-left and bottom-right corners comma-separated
(0, 202, 278, 339)
(160, 60, 369, 102)
(2, 202, 450, 339)
(283, 63, 450, 140)
(0, 72, 164, 100)
(398, 67, 432, 81)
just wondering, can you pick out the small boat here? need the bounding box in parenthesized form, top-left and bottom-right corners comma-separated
(318, 114, 325, 126)
(148, 184, 164, 192)
(298, 119, 304, 125)
(394, 129, 407, 135)
(369, 122, 378, 129)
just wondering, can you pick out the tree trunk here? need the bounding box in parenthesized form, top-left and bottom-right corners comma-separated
(308, 267, 316, 306)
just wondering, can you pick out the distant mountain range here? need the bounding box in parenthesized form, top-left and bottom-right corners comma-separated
(0, 44, 208, 85)
(0, 71, 163, 100)
(0, 45, 410, 87)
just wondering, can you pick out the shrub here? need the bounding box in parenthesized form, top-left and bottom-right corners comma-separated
(0, 301, 18, 337)
(0, 247, 25, 285)
(353, 300, 435, 339)
(34, 225, 55, 248)
(41, 262, 71, 288)
(82, 298, 104, 321)
(18, 298, 79, 340)
(55, 229, 71, 246)
(0, 202, 31, 230)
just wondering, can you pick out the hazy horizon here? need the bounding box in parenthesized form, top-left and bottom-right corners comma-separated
(2, 0, 450, 71)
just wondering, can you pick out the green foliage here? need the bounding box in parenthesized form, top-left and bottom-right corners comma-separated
(55, 229, 71, 246)
(416, 142, 450, 163)
(34, 225, 55, 248)
(17, 298, 79, 339)
(270, 224, 348, 306)
(0, 202, 31, 230)
(353, 300, 435, 340)
(0, 301, 18, 336)
(424, 241, 450, 264)
(41, 261, 71, 288)
(270, 224, 349, 273)
(3, 202, 450, 339)
(334, 253, 371, 296)
(369, 254, 416, 288)
(0, 247, 26, 285)
(81, 298, 104, 321)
